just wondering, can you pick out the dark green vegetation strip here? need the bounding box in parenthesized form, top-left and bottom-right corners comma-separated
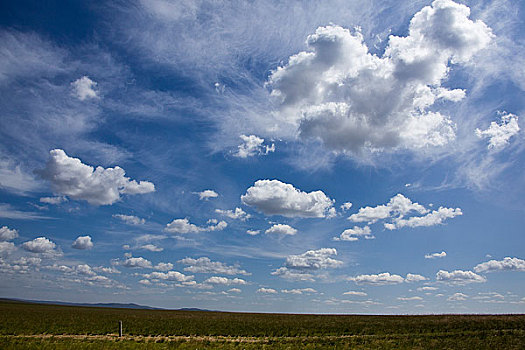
(1, 300, 524, 349)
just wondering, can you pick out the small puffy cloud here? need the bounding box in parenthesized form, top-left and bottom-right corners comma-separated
(22, 237, 56, 253)
(474, 257, 525, 273)
(241, 179, 334, 218)
(273, 248, 342, 281)
(448, 292, 468, 301)
(405, 273, 428, 282)
(349, 194, 428, 224)
(343, 291, 367, 296)
(265, 224, 297, 236)
(122, 256, 153, 269)
(397, 296, 423, 301)
(0, 226, 18, 241)
(164, 218, 227, 234)
(215, 207, 251, 221)
(246, 229, 260, 236)
(334, 225, 372, 241)
(476, 113, 520, 150)
(197, 190, 218, 200)
(281, 288, 317, 295)
(203, 276, 247, 285)
(425, 251, 447, 259)
(267, 0, 492, 154)
(418, 286, 438, 291)
(154, 262, 173, 271)
(349, 194, 461, 230)
(228, 288, 241, 293)
(349, 272, 405, 286)
(39, 196, 67, 205)
(285, 248, 342, 270)
(436, 270, 486, 284)
(340, 202, 353, 211)
(233, 135, 275, 158)
(140, 244, 163, 252)
(143, 270, 194, 282)
(257, 287, 278, 294)
(113, 214, 145, 225)
(38, 149, 155, 206)
(71, 76, 98, 101)
(72, 235, 93, 250)
(178, 257, 250, 276)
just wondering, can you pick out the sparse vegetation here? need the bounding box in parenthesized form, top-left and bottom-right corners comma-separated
(1, 300, 524, 349)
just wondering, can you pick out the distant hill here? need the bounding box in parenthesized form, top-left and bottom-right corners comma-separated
(0, 298, 216, 311)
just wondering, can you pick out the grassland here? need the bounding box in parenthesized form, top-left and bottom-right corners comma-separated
(1, 299, 524, 349)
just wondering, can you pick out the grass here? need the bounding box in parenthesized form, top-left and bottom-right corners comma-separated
(0, 299, 524, 348)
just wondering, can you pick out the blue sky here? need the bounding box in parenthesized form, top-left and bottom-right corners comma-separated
(0, 0, 524, 314)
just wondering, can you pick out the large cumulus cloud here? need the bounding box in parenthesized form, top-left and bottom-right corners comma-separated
(267, 0, 493, 153)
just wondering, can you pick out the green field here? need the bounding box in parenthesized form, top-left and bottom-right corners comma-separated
(1, 300, 524, 349)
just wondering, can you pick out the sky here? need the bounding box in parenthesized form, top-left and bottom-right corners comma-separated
(0, 0, 524, 314)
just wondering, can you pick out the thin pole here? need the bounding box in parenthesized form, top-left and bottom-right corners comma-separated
(119, 320, 123, 337)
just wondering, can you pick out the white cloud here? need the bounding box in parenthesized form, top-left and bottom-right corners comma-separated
(178, 257, 250, 276)
(397, 296, 423, 301)
(267, 0, 492, 154)
(164, 218, 227, 234)
(436, 270, 486, 284)
(71, 76, 98, 101)
(22, 237, 56, 253)
(154, 262, 173, 271)
(340, 202, 353, 211)
(348, 272, 405, 286)
(113, 214, 146, 225)
(476, 112, 520, 150)
(203, 276, 247, 285)
(215, 207, 251, 221)
(474, 257, 525, 273)
(72, 235, 93, 250)
(349, 194, 428, 224)
(425, 251, 447, 259)
(0, 241, 16, 256)
(38, 149, 155, 205)
(405, 273, 428, 282)
(334, 225, 373, 241)
(0, 226, 18, 241)
(257, 287, 278, 294)
(281, 288, 317, 295)
(241, 179, 334, 218)
(40, 196, 67, 205)
(448, 292, 468, 301)
(246, 229, 260, 236)
(392, 207, 463, 229)
(143, 270, 194, 282)
(417, 286, 438, 292)
(140, 244, 163, 252)
(233, 135, 275, 158)
(121, 256, 153, 269)
(273, 248, 342, 281)
(285, 248, 342, 270)
(343, 291, 367, 296)
(227, 288, 241, 293)
(197, 190, 218, 200)
(348, 194, 461, 230)
(265, 224, 297, 236)
(271, 267, 315, 282)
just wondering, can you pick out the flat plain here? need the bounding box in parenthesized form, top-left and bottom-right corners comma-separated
(1, 300, 524, 349)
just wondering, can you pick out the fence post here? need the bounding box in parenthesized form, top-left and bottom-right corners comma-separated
(119, 320, 123, 337)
